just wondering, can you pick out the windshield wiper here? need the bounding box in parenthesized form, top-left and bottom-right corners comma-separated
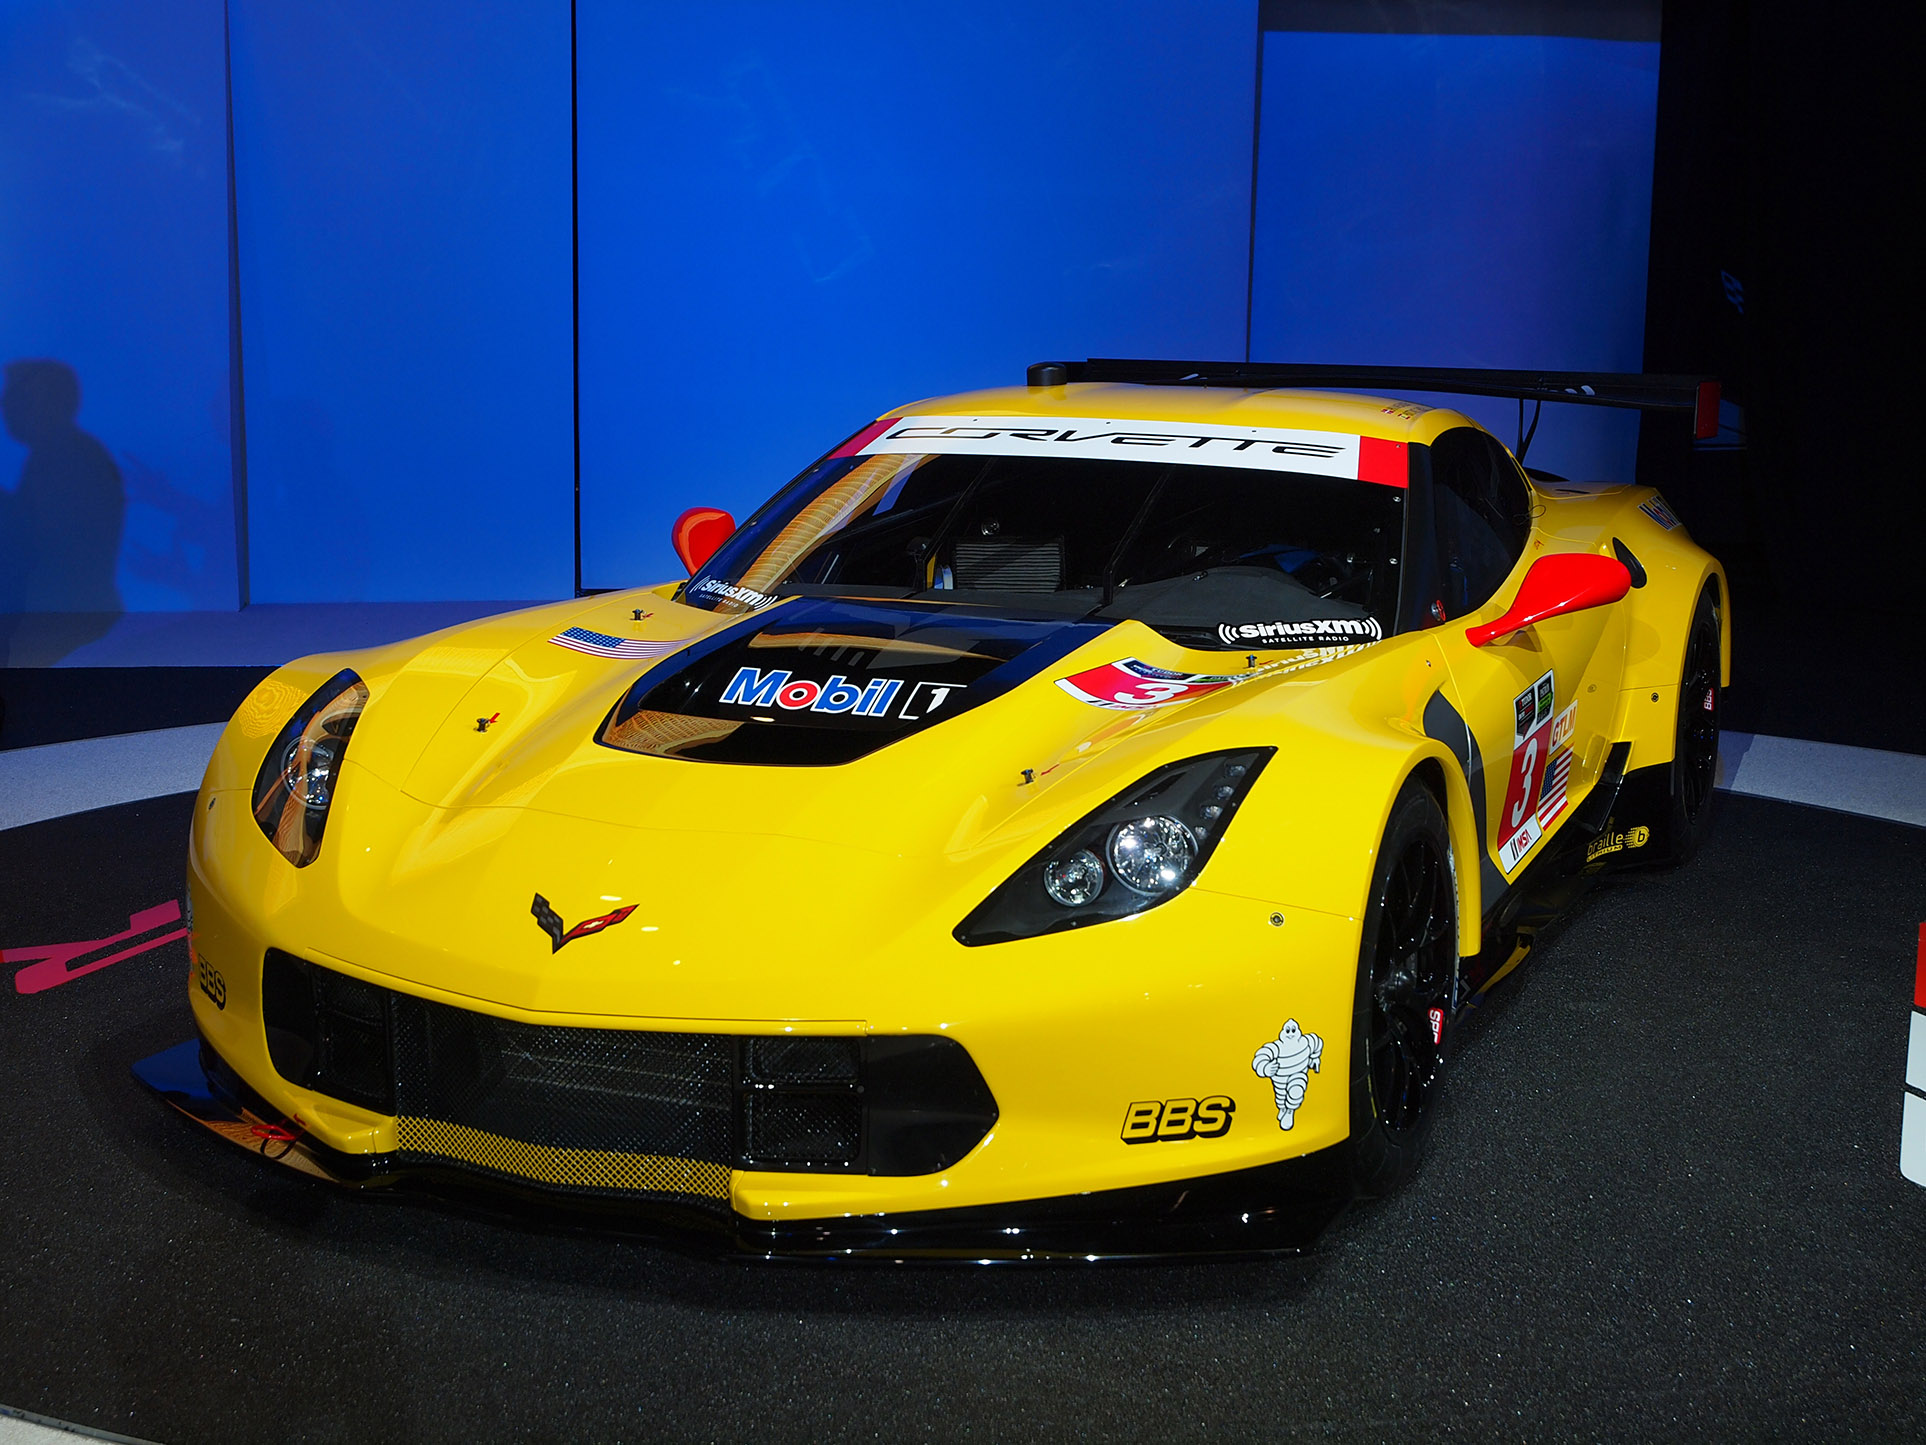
(1099, 467, 1173, 606)
(912, 457, 1000, 587)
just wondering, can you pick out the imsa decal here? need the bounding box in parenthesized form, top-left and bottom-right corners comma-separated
(1121, 1095, 1236, 1144)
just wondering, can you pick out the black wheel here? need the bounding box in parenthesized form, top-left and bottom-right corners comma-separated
(1660, 584, 1722, 864)
(1344, 779, 1457, 1197)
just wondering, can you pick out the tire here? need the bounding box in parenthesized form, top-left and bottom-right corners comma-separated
(1344, 778, 1458, 1197)
(1660, 583, 1722, 865)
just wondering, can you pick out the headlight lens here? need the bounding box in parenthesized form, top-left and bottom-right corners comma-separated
(1043, 848, 1105, 907)
(955, 748, 1273, 946)
(1107, 816, 1197, 895)
(251, 670, 369, 867)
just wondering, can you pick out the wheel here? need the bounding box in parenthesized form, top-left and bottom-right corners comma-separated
(1344, 778, 1458, 1197)
(1659, 583, 1722, 864)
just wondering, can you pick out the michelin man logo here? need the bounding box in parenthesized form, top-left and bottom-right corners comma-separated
(1252, 1019, 1323, 1130)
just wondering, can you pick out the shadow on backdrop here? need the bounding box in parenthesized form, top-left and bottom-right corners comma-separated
(0, 359, 126, 669)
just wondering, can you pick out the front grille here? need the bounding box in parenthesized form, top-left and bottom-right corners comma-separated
(392, 995, 736, 1203)
(392, 998, 734, 1164)
(259, 952, 998, 1207)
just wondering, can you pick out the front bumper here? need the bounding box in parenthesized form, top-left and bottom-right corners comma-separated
(135, 1037, 1348, 1259)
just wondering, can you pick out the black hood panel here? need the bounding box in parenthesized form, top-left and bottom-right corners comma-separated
(598, 598, 1104, 766)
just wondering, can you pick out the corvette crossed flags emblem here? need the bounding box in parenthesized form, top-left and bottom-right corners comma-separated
(531, 893, 637, 953)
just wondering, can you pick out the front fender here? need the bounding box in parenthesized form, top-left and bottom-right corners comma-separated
(1202, 725, 1480, 958)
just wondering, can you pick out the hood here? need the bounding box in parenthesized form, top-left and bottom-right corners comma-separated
(282, 590, 1394, 1016)
(596, 596, 1104, 766)
(332, 589, 1377, 863)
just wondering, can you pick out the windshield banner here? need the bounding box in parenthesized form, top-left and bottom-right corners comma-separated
(859, 415, 1407, 487)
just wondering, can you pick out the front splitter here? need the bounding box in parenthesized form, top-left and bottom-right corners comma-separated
(134, 1038, 1348, 1261)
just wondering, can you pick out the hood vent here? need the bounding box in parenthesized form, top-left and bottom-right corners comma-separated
(598, 596, 1100, 766)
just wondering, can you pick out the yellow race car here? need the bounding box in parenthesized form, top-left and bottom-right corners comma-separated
(139, 360, 1727, 1257)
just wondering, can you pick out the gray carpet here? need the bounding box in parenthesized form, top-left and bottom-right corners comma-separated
(1, 790, 1922, 1442)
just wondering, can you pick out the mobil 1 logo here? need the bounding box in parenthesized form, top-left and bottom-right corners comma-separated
(717, 666, 965, 723)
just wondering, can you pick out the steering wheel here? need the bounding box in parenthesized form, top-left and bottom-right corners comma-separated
(1293, 551, 1371, 602)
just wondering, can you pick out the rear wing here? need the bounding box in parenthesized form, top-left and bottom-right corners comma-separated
(1025, 359, 1720, 441)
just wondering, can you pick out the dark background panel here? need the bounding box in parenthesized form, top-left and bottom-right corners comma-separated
(0, 668, 269, 751)
(574, 0, 1261, 589)
(2, 793, 1922, 1440)
(1638, 0, 1916, 618)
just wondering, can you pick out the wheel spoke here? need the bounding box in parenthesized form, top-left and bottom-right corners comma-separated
(1364, 831, 1455, 1136)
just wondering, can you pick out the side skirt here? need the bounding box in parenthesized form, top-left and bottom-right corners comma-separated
(1458, 743, 1648, 1007)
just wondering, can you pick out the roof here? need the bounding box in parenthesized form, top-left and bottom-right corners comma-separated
(888, 382, 1474, 446)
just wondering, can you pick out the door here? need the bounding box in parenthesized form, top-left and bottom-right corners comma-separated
(1410, 428, 1629, 893)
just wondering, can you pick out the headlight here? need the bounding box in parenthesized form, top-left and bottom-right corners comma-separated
(954, 748, 1273, 946)
(251, 670, 369, 867)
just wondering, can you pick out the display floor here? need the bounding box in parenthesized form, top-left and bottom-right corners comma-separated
(2, 691, 1923, 1441)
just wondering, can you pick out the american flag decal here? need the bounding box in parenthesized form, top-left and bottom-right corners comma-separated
(1536, 748, 1574, 827)
(549, 626, 680, 660)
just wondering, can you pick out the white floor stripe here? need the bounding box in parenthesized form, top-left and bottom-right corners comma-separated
(1902, 1092, 1926, 1188)
(0, 1407, 158, 1445)
(1717, 730, 1926, 829)
(0, 724, 226, 832)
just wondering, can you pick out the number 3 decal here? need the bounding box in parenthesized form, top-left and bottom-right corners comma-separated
(1509, 738, 1539, 828)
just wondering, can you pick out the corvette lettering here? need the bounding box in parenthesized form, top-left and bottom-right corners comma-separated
(1056, 658, 1240, 711)
(531, 894, 638, 953)
(1216, 617, 1383, 648)
(860, 414, 1408, 486)
(883, 423, 1344, 457)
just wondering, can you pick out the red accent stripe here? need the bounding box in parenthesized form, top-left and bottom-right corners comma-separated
(1914, 922, 1926, 1010)
(1694, 380, 1721, 440)
(13, 928, 188, 995)
(1356, 436, 1408, 488)
(830, 417, 899, 458)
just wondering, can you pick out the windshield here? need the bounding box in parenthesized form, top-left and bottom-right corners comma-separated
(685, 443, 1405, 649)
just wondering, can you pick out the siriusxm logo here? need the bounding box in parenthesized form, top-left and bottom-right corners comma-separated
(718, 667, 962, 720)
(1215, 617, 1382, 647)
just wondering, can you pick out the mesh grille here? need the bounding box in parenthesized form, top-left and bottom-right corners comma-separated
(391, 993, 734, 1207)
(953, 538, 1063, 591)
(394, 1118, 732, 1199)
(743, 1092, 862, 1167)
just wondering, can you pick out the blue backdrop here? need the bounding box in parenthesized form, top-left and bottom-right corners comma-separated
(0, 0, 237, 615)
(227, 0, 575, 603)
(3, 4, 1667, 610)
(575, 0, 1261, 589)
(1250, 28, 1661, 482)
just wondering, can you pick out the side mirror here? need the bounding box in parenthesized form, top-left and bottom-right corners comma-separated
(671, 506, 736, 575)
(1465, 552, 1631, 648)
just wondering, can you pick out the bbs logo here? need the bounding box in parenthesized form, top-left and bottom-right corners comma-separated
(195, 952, 226, 1010)
(1120, 1095, 1234, 1144)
